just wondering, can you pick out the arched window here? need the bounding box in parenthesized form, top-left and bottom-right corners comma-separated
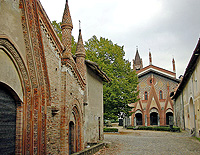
(0, 84, 17, 154)
(69, 121, 75, 154)
(159, 90, 163, 99)
(144, 91, 148, 100)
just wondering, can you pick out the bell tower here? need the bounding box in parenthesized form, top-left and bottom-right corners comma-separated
(133, 47, 143, 70)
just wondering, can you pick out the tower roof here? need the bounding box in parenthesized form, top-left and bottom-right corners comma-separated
(149, 51, 152, 65)
(134, 49, 141, 65)
(62, 0, 73, 29)
(133, 47, 143, 70)
(76, 22, 85, 57)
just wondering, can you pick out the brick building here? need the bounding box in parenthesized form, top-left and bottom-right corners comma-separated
(130, 49, 179, 126)
(0, 0, 109, 154)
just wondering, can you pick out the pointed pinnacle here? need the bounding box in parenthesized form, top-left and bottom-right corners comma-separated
(62, 0, 73, 29)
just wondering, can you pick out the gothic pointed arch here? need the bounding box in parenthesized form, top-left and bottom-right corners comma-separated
(69, 104, 83, 153)
(146, 84, 161, 114)
(0, 37, 30, 154)
(164, 91, 173, 112)
(133, 100, 143, 113)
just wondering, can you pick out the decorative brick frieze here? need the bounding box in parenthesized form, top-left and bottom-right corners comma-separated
(19, 0, 51, 154)
(37, 1, 63, 54)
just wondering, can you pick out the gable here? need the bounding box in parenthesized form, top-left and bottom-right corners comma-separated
(146, 83, 161, 112)
(138, 67, 180, 83)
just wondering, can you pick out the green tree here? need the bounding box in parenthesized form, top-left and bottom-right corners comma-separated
(85, 36, 139, 120)
(52, 20, 62, 41)
(51, 21, 139, 120)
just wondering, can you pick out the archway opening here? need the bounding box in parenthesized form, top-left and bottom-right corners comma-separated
(0, 86, 16, 154)
(69, 121, 75, 155)
(71, 105, 82, 153)
(189, 98, 195, 129)
(135, 113, 143, 125)
(166, 112, 173, 125)
(150, 112, 158, 125)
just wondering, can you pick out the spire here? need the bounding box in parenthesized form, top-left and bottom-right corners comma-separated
(134, 47, 141, 64)
(61, 0, 73, 58)
(76, 21, 86, 81)
(172, 57, 176, 73)
(76, 21, 85, 57)
(149, 50, 152, 65)
(62, 0, 73, 29)
(133, 47, 143, 70)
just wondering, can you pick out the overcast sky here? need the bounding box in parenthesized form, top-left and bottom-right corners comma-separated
(40, 0, 200, 77)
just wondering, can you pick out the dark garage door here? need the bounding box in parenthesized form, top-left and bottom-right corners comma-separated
(0, 87, 16, 154)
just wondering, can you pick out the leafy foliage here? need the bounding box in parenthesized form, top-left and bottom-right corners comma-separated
(85, 36, 139, 120)
(52, 20, 62, 41)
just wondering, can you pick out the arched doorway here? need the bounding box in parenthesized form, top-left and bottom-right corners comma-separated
(0, 86, 16, 154)
(166, 112, 173, 125)
(150, 108, 159, 125)
(189, 98, 195, 129)
(69, 105, 82, 154)
(135, 113, 143, 125)
(150, 112, 158, 125)
(69, 121, 75, 155)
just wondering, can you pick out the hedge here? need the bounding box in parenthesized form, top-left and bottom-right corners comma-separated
(103, 128, 118, 132)
(127, 126, 180, 132)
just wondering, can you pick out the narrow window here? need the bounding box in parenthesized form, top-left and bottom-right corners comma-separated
(144, 91, 148, 100)
(159, 90, 163, 99)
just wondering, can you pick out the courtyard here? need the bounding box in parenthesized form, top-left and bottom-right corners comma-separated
(97, 127, 200, 155)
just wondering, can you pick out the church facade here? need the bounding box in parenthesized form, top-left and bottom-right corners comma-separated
(0, 0, 109, 154)
(130, 49, 179, 126)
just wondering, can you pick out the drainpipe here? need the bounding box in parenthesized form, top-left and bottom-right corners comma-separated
(191, 76, 196, 136)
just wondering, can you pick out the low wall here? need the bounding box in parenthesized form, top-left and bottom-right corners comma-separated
(72, 142, 105, 155)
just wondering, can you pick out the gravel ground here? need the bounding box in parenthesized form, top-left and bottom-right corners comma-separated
(95, 127, 200, 155)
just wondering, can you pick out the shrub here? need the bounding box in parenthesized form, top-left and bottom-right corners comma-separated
(103, 128, 118, 132)
(126, 126, 134, 129)
(126, 126, 180, 132)
(195, 137, 200, 142)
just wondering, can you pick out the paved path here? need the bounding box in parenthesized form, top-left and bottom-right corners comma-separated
(96, 127, 200, 155)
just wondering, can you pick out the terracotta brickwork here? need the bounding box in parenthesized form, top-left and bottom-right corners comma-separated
(130, 50, 179, 127)
(0, 0, 108, 154)
(76, 29, 86, 82)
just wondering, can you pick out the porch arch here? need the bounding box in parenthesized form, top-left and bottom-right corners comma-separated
(150, 108, 159, 125)
(166, 109, 173, 125)
(135, 110, 143, 125)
